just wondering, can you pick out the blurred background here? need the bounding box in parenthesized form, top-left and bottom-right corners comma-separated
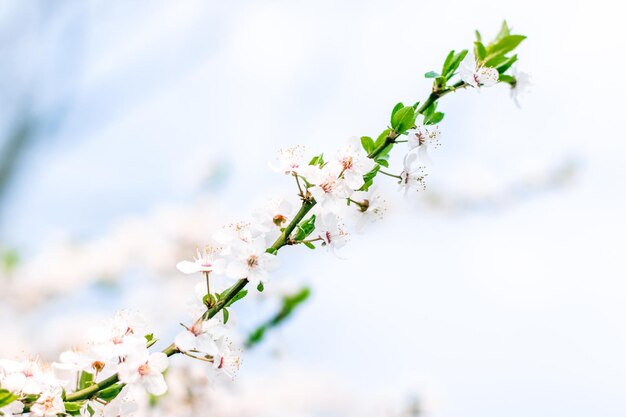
(1, 0, 624, 416)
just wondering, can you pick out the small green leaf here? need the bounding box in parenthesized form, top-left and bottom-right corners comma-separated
(486, 35, 526, 58)
(474, 41, 487, 61)
(360, 136, 375, 154)
(375, 158, 389, 168)
(424, 71, 439, 78)
(424, 111, 444, 125)
(98, 384, 124, 401)
(493, 20, 511, 43)
(308, 153, 324, 166)
(373, 128, 392, 148)
(0, 389, 17, 408)
(78, 371, 94, 390)
(494, 54, 518, 74)
(498, 74, 516, 84)
(303, 241, 316, 249)
(475, 30, 482, 42)
(266, 247, 278, 255)
(222, 308, 229, 324)
(390, 106, 417, 134)
(292, 214, 317, 241)
(359, 164, 381, 192)
(257, 282, 264, 292)
(64, 401, 86, 416)
(391, 102, 404, 119)
(443, 50, 468, 79)
(247, 325, 267, 345)
(225, 290, 248, 307)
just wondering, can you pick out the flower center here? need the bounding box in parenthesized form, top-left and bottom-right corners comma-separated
(247, 255, 259, 268)
(138, 363, 150, 376)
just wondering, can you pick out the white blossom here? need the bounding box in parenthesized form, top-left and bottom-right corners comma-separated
(335, 137, 376, 190)
(459, 52, 499, 88)
(399, 152, 427, 193)
(90, 311, 147, 361)
(174, 318, 225, 355)
(117, 351, 168, 396)
(30, 387, 65, 417)
(269, 145, 305, 175)
(406, 114, 441, 163)
(176, 246, 226, 275)
(252, 198, 296, 242)
(315, 212, 348, 251)
(209, 339, 241, 380)
(306, 162, 351, 210)
(350, 187, 388, 232)
(0, 359, 45, 395)
(225, 236, 278, 285)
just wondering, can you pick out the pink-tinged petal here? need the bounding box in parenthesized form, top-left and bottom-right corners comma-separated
(176, 260, 200, 274)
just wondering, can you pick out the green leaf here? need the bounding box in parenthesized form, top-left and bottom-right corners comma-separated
(486, 35, 526, 58)
(475, 30, 482, 43)
(225, 290, 248, 307)
(495, 54, 518, 74)
(390, 106, 416, 134)
(441, 50, 455, 75)
(64, 401, 86, 416)
(443, 50, 468, 79)
(257, 282, 264, 292)
(292, 214, 317, 241)
(359, 164, 381, 192)
(391, 102, 404, 119)
(303, 241, 316, 249)
(247, 325, 267, 345)
(308, 153, 324, 166)
(424, 112, 444, 125)
(474, 41, 487, 61)
(373, 128, 392, 148)
(78, 371, 94, 390)
(375, 158, 389, 168)
(222, 308, 229, 324)
(360, 136, 375, 154)
(424, 71, 439, 78)
(498, 74, 516, 84)
(266, 247, 278, 255)
(493, 20, 511, 43)
(98, 384, 125, 401)
(0, 389, 17, 408)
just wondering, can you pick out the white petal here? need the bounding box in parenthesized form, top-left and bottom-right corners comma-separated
(225, 261, 248, 279)
(174, 330, 196, 352)
(176, 260, 200, 274)
(142, 374, 167, 396)
(148, 353, 168, 373)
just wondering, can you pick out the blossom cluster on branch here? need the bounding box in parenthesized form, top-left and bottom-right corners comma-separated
(0, 21, 529, 417)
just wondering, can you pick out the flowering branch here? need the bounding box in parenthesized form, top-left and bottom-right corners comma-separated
(0, 21, 531, 417)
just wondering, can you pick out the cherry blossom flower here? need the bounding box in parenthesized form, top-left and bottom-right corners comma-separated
(90, 311, 147, 361)
(406, 115, 441, 163)
(315, 212, 348, 251)
(175, 318, 226, 355)
(335, 137, 376, 190)
(252, 198, 296, 242)
(459, 52, 499, 88)
(225, 236, 278, 285)
(102, 391, 138, 417)
(176, 246, 226, 275)
(117, 351, 169, 396)
(0, 359, 45, 395)
(399, 152, 427, 193)
(269, 145, 305, 175)
(511, 66, 532, 108)
(30, 387, 65, 417)
(306, 162, 351, 210)
(350, 187, 388, 232)
(209, 339, 241, 380)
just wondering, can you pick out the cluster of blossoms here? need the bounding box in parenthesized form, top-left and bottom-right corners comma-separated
(0, 21, 528, 417)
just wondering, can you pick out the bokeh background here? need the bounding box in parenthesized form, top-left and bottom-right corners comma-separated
(1, 0, 625, 416)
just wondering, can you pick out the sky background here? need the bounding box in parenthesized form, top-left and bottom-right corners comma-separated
(1, 0, 625, 416)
